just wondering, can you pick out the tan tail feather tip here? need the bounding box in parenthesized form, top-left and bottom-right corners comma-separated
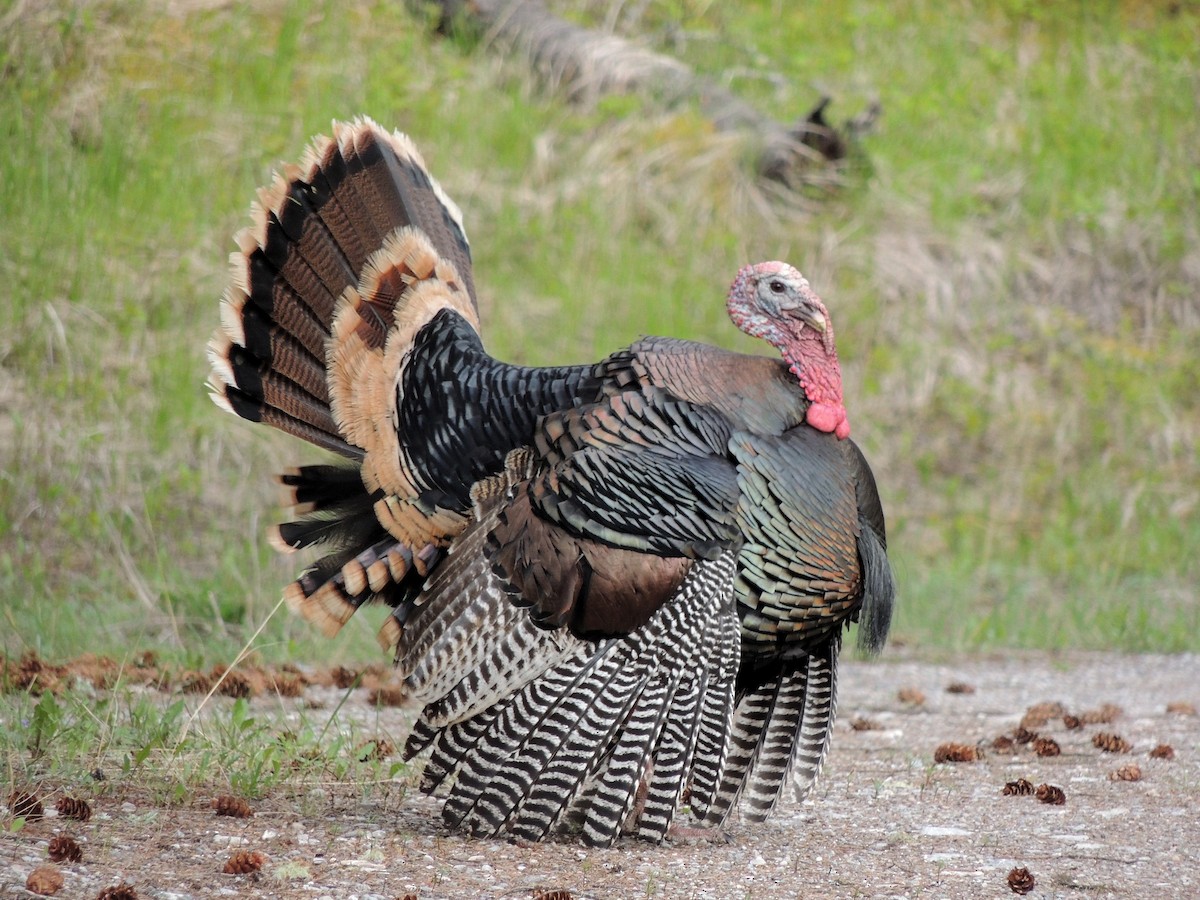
(255, 172, 291, 229)
(283, 581, 309, 616)
(218, 281, 249, 345)
(207, 334, 236, 387)
(385, 547, 411, 582)
(342, 558, 368, 597)
(366, 559, 392, 594)
(267, 525, 301, 555)
(377, 616, 401, 653)
(316, 583, 360, 624)
(233, 225, 258, 258)
(271, 468, 315, 514)
(413, 543, 439, 578)
(285, 581, 357, 638)
(207, 383, 235, 416)
(298, 133, 335, 182)
(244, 199, 270, 252)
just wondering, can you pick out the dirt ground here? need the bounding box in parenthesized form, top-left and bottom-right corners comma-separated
(3, 651, 1198, 899)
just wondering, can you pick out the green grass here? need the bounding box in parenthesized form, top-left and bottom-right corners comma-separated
(2, 675, 410, 814)
(1, 0, 1197, 667)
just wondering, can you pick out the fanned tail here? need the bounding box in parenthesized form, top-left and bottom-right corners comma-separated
(207, 117, 477, 639)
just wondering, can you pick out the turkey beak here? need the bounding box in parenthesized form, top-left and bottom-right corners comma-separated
(792, 303, 835, 354)
(795, 306, 827, 335)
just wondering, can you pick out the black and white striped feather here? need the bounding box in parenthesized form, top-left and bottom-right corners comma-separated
(401, 541, 739, 847)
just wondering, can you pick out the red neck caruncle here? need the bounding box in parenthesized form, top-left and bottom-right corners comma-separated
(788, 320, 849, 440)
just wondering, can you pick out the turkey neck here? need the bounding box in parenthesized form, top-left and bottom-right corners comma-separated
(623, 337, 810, 436)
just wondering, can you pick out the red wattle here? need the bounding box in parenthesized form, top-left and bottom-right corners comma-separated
(806, 402, 850, 439)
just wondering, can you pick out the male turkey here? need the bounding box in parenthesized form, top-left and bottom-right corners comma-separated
(208, 117, 894, 846)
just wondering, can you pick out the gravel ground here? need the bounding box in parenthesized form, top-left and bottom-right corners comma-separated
(3, 651, 1198, 899)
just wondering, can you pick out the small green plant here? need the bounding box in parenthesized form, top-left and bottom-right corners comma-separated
(25, 692, 63, 759)
(127, 699, 185, 769)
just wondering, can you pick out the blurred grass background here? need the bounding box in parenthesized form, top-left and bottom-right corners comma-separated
(2, 0, 1197, 667)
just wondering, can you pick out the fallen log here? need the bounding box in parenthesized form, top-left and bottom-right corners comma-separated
(426, 0, 877, 187)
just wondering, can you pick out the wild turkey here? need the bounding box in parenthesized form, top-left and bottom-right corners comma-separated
(208, 117, 894, 846)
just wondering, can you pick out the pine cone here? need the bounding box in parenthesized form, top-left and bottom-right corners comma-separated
(55, 797, 92, 822)
(1110, 764, 1142, 782)
(1035, 783, 1066, 805)
(849, 716, 882, 731)
(945, 681, 975, 694)
(9, 790, 44, 820)
(366, 685, 405, 707)
(1079, 703, 1122, 725)
(1012, 727, 1038, 744)
(1031, 737, 1061, 758)
(223, 850, 266, 874)
(180, 670, 214, 693)
(96, 882, 138, 899)
(212, 666, 253, 699)
(1149, 743, 1175, 760)
(212, 796, 254, 818)
(934, 742, 980, 763)
(330, 665, 361, 689)
(1007, 866, 1036, 895)
(267, 672, 305, 698)
(896, 687, 925, 706)
(1026, 700, 1066, 718)
(48, 834, 83, 863)
(533, 891, 575, 900)
(1092, 731, 1131, 753)
(991, 735, 1017, 753)
(1166, 701, 1197, 716)
(1002, 778, 1035, 796)
(1020, 701, 1066, 730)
(25, 866, 64, 896)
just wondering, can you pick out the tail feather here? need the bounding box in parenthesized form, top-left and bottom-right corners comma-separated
(277, 465, 365, 515)
(254, 175, 348, 325)
(341, 121, 476, 309)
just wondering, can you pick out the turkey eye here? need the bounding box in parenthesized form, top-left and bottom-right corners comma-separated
(768, 280, 785, 294)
